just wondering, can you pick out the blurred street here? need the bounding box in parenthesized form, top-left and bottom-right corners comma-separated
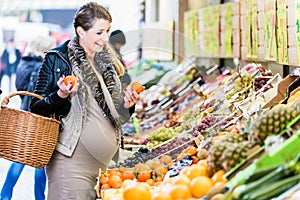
(0, 75, 36, 200)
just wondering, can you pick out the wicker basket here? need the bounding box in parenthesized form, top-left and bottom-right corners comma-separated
(0, 91, 61, 169)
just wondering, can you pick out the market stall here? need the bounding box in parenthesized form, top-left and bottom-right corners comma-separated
(94, 62, 300, 200)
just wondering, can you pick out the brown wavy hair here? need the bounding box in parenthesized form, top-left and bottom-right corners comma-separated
(73, 2, 112, 36)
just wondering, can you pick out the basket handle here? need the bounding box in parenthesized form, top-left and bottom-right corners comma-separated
(1, 91, 43, 106)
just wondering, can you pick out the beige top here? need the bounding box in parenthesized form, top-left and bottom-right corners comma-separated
(56, 89, 118, 167)
(79, 95, 118, 166)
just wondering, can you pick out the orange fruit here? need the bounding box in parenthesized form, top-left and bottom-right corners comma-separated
(197, 159, 208, 169)
(131, 81, 144, 94)
(63, 75, 76, 88)
(100, 176, 109, 185)
(100, 173, 106, 178)
(186, 164, 208, 180)
(151, 192, 172, 200)
(211, 170, 226, 184)
(101, 183, 111, 190)
(182, 146, 198, 156)
(108, 174, 123, 188)
(123, 182, 151, 200)
(108, 169, 122, 177)
(214, 181, 227, 188)
(137, 171, 151, 182)
(122, 170, 135, 180)
(190, 176, 213, 198)
(169, 184, 192, 199)
(171, 174, 191, 187)
(154, 164, 168, 176)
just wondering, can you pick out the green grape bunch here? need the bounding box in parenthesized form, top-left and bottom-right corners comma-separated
(226, 74, 254, 100)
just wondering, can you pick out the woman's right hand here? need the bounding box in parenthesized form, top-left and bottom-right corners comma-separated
(57, 75, 79, 98)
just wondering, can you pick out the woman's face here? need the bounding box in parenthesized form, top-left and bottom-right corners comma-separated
(78, 18, 111, 56)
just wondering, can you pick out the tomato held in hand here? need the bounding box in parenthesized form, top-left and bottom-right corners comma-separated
(63, 75, 76, 89)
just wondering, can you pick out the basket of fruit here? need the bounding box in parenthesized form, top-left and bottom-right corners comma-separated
(0, 91, 61, 169)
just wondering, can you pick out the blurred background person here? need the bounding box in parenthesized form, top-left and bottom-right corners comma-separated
(109, 29, 131, 88)
(0, 35, 56, 200)
(0, 49, 4, 86)
(0, 38, 21, 93)
(109, 30, 126, 65)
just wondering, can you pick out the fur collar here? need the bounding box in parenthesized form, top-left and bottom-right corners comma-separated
(67, 36, 123, 137)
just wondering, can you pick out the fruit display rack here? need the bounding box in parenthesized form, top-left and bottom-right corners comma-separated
(96, 63, 300, 200)
(136, 81, 204, 135)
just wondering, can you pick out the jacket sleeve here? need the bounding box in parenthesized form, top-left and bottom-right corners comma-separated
(30, 54, 71, 118)
(118, 99, 135, 125)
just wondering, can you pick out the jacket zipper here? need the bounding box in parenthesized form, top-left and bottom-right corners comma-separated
(49, 50, 72, 74)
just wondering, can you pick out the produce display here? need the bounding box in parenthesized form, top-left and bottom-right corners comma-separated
(136, 91, 201, 134)
(95, 63, 300, 200)
(111, 136, 194, 168)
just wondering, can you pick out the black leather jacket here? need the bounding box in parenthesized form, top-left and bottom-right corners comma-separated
(30, 40, 135, 121)
(30, 40, 72, 120)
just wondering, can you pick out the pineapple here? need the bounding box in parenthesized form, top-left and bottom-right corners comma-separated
(221, 141, 257, 172)
(249, 104, 298, 144)
(207, 141, 229, 175)
(221, 132, 245, 143)
(207, 133, 246, 175)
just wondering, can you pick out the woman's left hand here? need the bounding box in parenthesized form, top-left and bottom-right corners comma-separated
(124, 86, 140, 108)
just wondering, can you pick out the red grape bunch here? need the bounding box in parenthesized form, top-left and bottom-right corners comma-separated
(254, 71, 273, 92)
(193, 116, 218, 137)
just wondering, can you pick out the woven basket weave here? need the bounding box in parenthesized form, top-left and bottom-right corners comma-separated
(0, 91, 61, 169)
